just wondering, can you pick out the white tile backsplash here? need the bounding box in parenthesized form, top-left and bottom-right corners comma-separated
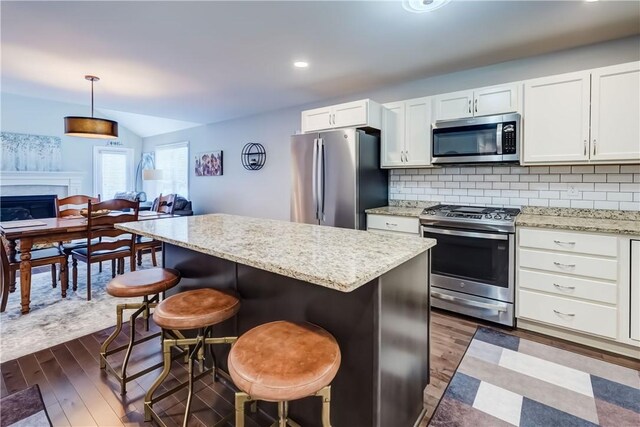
(389, 166, 640, 210)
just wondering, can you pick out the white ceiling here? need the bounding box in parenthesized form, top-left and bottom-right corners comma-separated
(2, 1, 639, 134)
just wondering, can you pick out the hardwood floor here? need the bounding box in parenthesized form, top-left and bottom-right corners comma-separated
(1, 309, 638, 426)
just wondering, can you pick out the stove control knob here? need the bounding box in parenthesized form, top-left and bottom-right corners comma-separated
(427, 210, 435, 215)
(505, 215, 512, 220)
(494, 214, 502, 220)
(485, 214, 493, 219)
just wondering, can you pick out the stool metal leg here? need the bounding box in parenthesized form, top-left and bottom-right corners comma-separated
(317, 385, 332, 427)
(278, 401, 288, 427)
(235, 392, 251, 427)
(144, 337, 173, 422)
(100, 304, 125, 369)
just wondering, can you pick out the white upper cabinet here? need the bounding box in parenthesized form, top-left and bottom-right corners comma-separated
(381, 102, 405, 167)
(381, 97, 431, 168)
(474, 84, 519, 117)
(433, 90, 473, 121)
(523, 71, 591, 164)
(590, 62, 640, 162)
(522, 62, 640, 165)
(301, 99, 382, 133)
(433, 84, 519, 121)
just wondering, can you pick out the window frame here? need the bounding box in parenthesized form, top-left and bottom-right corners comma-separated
(153, 141, 190, 198)
(93, 146, 134, 199)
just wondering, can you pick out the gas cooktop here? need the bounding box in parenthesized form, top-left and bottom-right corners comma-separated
(420, 204, 520, 233)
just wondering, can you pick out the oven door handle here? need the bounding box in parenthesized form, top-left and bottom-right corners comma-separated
(422, 226, 508, 241)
(431, 291, 508, 312)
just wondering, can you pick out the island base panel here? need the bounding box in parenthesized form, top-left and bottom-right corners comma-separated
(163, 243, 430, 427)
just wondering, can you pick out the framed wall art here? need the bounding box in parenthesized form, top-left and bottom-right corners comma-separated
(194, 150, 223, 176)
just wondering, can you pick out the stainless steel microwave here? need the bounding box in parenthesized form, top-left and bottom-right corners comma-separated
(431, 113, 520, 165)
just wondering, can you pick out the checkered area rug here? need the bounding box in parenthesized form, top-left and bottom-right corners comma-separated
(429, 327, 640, 426)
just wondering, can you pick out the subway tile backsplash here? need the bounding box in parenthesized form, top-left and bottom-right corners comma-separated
(389, 165, 640, 211)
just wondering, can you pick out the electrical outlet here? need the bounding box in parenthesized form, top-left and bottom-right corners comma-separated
(567, 185, 580, 198)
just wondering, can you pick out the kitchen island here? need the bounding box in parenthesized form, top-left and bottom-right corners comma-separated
(117, 214, 436, 427)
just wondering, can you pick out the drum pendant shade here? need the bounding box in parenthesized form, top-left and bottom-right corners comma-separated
(64, 75, 118, 139)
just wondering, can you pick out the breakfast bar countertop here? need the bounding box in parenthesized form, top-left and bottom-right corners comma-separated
(117, 213, 436, 292)
(516, 206, 640, 236)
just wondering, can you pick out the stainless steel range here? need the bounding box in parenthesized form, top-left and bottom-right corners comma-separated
(420, 205, 520, 326)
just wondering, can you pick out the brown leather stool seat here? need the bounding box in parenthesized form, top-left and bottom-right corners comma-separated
(106, 268, 180, 298)
(228, 321, 341, 402)
(153, 288, 240, 330)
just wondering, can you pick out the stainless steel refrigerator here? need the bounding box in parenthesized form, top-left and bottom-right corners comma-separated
(291, 128, 388, 229)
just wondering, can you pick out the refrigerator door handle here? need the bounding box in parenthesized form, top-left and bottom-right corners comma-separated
(318, 138, 326, 221)
(312, 138, 319, 219)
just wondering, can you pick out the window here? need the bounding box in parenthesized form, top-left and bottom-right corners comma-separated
(154, 142, 189, 197)
(93, 147, 134, 199)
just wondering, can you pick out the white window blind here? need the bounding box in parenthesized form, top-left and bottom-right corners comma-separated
(93, 147, 134, 199)
(155, 142, 189, 197)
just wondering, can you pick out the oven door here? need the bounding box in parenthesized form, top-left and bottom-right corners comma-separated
(422, 226, 515, 303)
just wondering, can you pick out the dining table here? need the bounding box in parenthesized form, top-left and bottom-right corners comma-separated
(0, 211, 174, 314)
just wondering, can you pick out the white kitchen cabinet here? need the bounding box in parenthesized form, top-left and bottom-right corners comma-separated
(590, 62, 640, 162)
(381, 97, 431, 168)
(522, 61, 640, 165)
(433, 90, 473, 121)
(631, 240, 640, 342)
(381, 102, 405, 167)
(523, 71, 591, 164)
(301, 99, 382, 133)
(433, 84, 519, 121)
(367, 213, 420, 235)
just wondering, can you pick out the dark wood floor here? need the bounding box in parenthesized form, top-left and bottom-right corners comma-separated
(2, 310, 638, 427)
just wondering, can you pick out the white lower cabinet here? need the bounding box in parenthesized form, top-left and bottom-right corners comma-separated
(517, 227, 640, 355)
(366, 214, 420, 235)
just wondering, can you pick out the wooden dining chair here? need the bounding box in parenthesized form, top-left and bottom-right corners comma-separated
(56, 195, 104, 281)
(135, 193, 175, 267)
(70, 199, 139, 301)
(1, 239, 68, 312)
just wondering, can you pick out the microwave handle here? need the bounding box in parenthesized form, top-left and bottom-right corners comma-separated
(496, 123, 503, 154)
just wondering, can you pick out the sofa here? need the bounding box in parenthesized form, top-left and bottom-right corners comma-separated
(152, 195, 193, 216)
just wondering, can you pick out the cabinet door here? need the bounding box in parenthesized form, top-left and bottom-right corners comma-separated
(381, 102, 405, 168)
(404, 97, 432, 166)
(631, 240, 640, 342)
(474, 84, 519, 116)
(333, 100, 368, 128)
(591, 62, 640, 162)
(301, 107, 332, 133)
(433, 90, 473, 121)
(523, 72, 591, 164)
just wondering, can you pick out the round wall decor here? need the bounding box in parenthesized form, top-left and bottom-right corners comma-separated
(241, 143, 266, 170)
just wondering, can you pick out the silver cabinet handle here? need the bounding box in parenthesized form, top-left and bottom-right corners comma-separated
(553, 283, 576, 290)
(584, 140, 587, 156)
(329, 114, 332, 126)
(554, 240, 576, 246)
(474, 99, 478, 113)
(553, 309, 575, 317)
(385, 222, 398, 227)
(468, 99, 471, 114)
(593, 139, 596, 155)
(400, 150, 405, 162)
(405, 150, 409, 162)
(554, 261, 576, 268)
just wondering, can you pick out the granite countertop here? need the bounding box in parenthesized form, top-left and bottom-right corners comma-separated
(117, 214, 436, 292)
(366, 201, 440, 218)
(516, 207, 640, 236)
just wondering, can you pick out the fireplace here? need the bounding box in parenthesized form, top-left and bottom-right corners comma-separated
(0, 195, 57, 221)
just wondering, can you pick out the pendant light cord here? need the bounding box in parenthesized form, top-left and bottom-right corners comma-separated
(90, 78, 94, 118)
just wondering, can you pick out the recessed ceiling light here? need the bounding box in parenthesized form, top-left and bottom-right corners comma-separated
(402, 0, 451, 13)
(293, 61, 309, 68)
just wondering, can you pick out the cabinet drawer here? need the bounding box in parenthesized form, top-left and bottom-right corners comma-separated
(367, 214, 419, 235)
(518, 289, 617, 339)
(519, 248, 617, 281)
(519, 228, 617, 257)
(518, 269, 617, 304)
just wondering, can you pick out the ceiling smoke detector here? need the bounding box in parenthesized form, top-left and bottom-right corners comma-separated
(402, 0, 452, 13)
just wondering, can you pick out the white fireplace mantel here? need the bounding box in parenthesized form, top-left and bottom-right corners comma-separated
(0, 171, 84, 195)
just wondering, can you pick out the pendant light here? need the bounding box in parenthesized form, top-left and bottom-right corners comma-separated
(64, 75, 118, 139)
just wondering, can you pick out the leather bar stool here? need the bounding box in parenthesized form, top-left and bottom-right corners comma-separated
(145, 288, 240, 427)
(228, 321, 341, 427)
(100, 268, 181, 395)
